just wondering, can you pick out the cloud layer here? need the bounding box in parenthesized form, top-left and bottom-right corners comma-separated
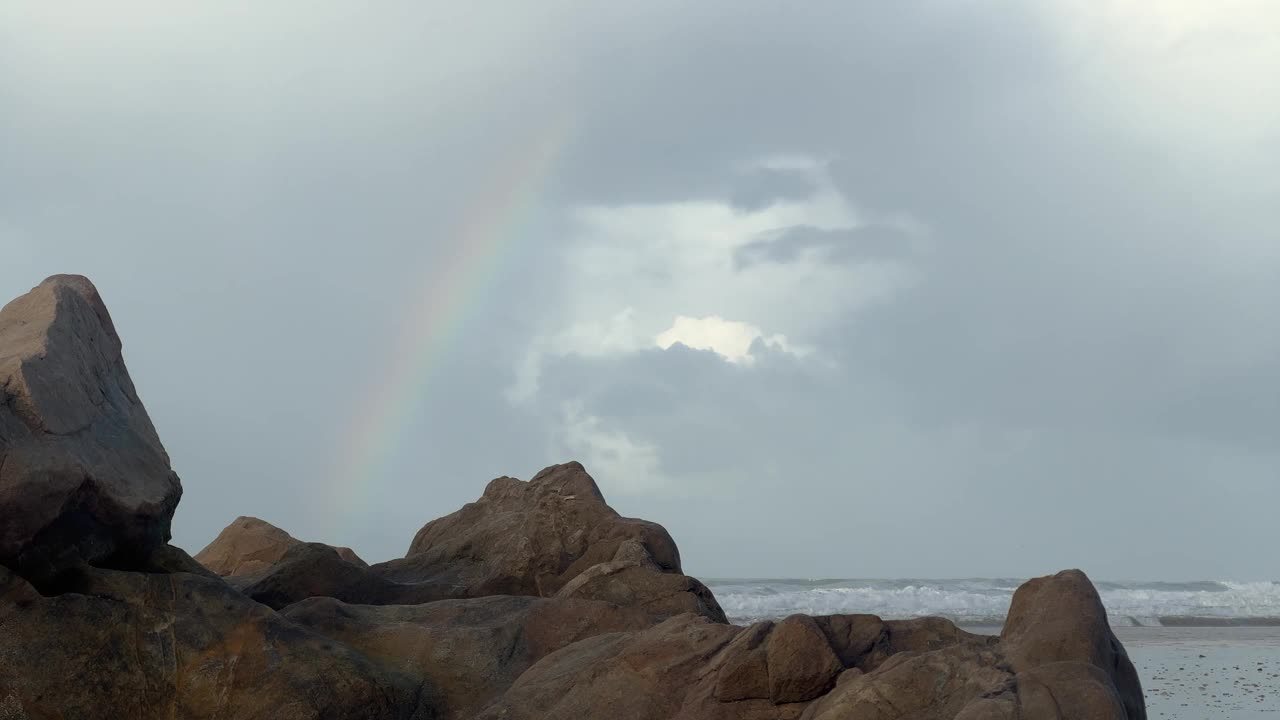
(3, 1, 1278, 579)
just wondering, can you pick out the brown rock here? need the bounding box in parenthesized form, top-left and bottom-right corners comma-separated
(194, 516, 366, 577)
(0, 275, 182, 584)
(285, 594, 658, 720)
(953, 696, 1018, 720)
(713, 621, 774, 701)
(766, 614, 845, 703)
(799, 643, 1013, 720)
(474, 614, 740, 720)
(1015, 662, 1127, 720)
(554, 560, 727, 623)
(0, 565, 431, 719)
(238, 542, 450, 609)
(812, 614, 885, 667)
(375, 462, 690, 600)
(1002, 569, 1145, 719)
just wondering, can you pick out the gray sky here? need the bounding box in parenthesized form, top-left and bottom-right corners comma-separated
(3, 2, 1278, 580)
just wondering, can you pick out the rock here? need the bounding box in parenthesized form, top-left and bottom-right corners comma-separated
(0, 275, 182, 584)
(766, 615, 845, 703)
(0, 281, 1147, 720)
(812, 614, 885, 667)
(799, 642, 1012, 720)
(285, 594, 658, 720)
(237, 542, 449, 609)
(375, 462, 692, 601)
(195, 515, 366, 576)
(713, 621, 773, 702)
(474, 614, 741, 720)
(468, 571, 1145, 720)
(953, 696, 1018, 720)
(554, 560, 727, 623)
(0, 565, 432, 719)
(1015, 662, 1128, 720)
(1002, 569, 1146, 719)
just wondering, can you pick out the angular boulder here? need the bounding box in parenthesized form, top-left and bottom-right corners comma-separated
(195, 515, 367, 576)
(0, 275, 182, 583)
(1002, 569, 1146, 720)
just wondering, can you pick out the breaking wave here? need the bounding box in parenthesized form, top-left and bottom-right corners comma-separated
(705, 578, 1280, 627)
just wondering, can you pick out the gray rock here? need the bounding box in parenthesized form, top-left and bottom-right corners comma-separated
(0, 275, 181, 583)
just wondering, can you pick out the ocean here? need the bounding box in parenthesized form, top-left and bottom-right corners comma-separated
(706, 578, 1280, 628)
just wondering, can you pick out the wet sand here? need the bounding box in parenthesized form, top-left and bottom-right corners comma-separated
(1116, 626, 1280, 718)
(954, 625, 1280, 717)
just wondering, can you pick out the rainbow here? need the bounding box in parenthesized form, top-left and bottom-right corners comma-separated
(332, 114, 573, 520)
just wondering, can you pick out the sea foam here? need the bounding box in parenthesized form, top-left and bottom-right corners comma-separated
(706, 578, 1280, 627)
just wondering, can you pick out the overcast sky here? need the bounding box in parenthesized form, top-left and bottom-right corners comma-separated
(3, 2, 1278, 580)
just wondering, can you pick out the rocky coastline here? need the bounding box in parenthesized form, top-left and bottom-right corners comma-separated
(0, 275, 1146, 719)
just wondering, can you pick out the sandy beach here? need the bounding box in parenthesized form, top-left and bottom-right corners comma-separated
(1117, 627, 1280, 719)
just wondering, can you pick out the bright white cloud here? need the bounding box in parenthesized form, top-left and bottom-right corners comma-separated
(654, 315, 805, 365)
(509, 156, 921, 401)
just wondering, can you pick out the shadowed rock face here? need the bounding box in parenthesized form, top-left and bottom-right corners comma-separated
(195, 516, 367, 577)
(237, 542, 454, 609)
(0, 275, 182, 584)
(0, 564, 433, 720)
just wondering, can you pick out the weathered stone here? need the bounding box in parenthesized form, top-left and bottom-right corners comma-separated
(812, 614, 885, 667)
(766, 614, 845, 703)
(0, 275, 182, 583)
(0, 565, 431, 719)
(799, 643, 1012, 720)
(238, 542, 449, 609)
(375, 462, 685, 599)
(554, 560, 727, 623)
(713, 621, 774, 701)
(1002, 569, 1145, 719)
(194, 515, 366, 577)
(474, 614, 740, 720)
(285, 594, 658, 720)
(1015, 662, 1128, 720)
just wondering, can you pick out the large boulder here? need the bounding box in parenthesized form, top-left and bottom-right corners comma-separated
(374, 463, 709, 607)
(1002, 569, 1146, 720)
(195, 515, 366, 576)
(285, 594, 659, 720)
(0, 275, 182, 583)
(0, 564, 432, 720)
